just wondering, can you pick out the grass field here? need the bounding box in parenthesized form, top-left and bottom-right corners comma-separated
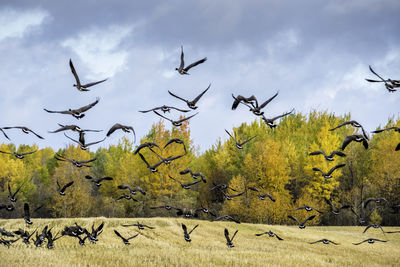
(0, 217, 399, 267)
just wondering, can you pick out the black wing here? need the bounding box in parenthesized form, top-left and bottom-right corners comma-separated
(257, 91, 279, 109)
(75, 98, 100, 113)
(327, 164, 346, 176)
(168, 90, 188, 103)
(69, 59, 81, 86)
(192, 83, 211, 104)
(183, 57, 207, 72)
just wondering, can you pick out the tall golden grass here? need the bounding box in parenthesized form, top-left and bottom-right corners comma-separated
(0, 217, 399, 266)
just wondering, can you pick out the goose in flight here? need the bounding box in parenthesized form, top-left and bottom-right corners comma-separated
(255, 230, 283, 240)
(0, 203, 14, 212)
(134, 142, 160, 154)
(149, 148, 185, 165)
(309, 239, 338, 245)
(292, 205, 323, 214)
(114, 230, 139, 245)
(372, 127, 400, 150)
(262, 109, 294, 129)
(324, 198, 355, 215)
(176, 46, 207, 75)
(248, 187, 275, 201)
(231, 94, 258, 110)
(313, 164, 346, 179)
(219, 189, 245, 200)
(13, 228, 36, 245)
(46, 228, 62, 249)
(116, 194, 138, 202)
(180, 168, 206, 183)
(288, 215, 316, 229)
(330, 120, 369, 140)
(153, 110, 198, 127)
(209, 183, 237, 192)
(55, 153, 96, 168)
(168, 84, 211, 110)
(2, 126, 44, 139)
(69, 59, 107, 91)
(106, 123, 136, 143)
(0, 237, 20, 248)
(224, 228, 238, 248)
(44, 97, 100, 119)
(0, 149, 37, 159)
(57, 180, 74, 195)
(118, 185, 146, 195)
(363, 197, 388, 208)
(353, 238, 387, 245)
(23, 203, 34, 225)
(225, 129, 256, 149)
(169, 175, 202, 189)
(213, 215, 240, 224)
(64, 133, 106, 150)
(139, 105, 190, 113)
(122, 222, 154, 230)
(85, 175, 113, 187)
(164, 138, 187, 152)
(366, 65, 400, 92)
(49, 124, 102, 134)
(0, 228, 15, 237)
(363, 224, 385, 234)
(138, 153, 163, 173)
(341, 134, 368, 150)
(249, 91, 279, 116)
(182, 223, 199, 242)
(8, 177, 32, 202)
(309, 150, 346, 161)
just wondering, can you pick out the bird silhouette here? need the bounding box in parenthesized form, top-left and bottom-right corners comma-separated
(168, 84, 211, 110)
(69, 59, 107, 91)
(225, 129, 256, 149)
(312, 164, 346, 179)
(255, 230, 283, 240)
(114, 230, 139, 245)
(288, 215, 316, 229)
(309, 150, 346, 161)
(182, 223, 199, 242)
(2, 126, 44, 139)
(224, 228, 238, 248)
(175, 46, 207, 75)
(44, 97, 100, 119)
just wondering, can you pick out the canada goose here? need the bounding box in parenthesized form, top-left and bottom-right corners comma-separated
(182, 224, 199, 242)
(213, 215, 241, 224)
(309, 239, 338, 245)
(363, 197, 388, 208)
(219, 189, 245, 200)
(106, 123, 136, 143)
(139, 105, 190, 113)
(85, 175, 113, 186)
(312, 164, 346, 179)
(150, 205, 178, 211)
(225, 129, 256, 149)
(209, 183, 237, 192)
(64, 133, 106, 150)
(324, 198, 355, 215)
(330, 120, 369, 140)
(118, 185, 146, 195)
(176, 46, 207, 75)
(153, 110, 198, 127)
(164, 138, 187, 153)
(0, 149, 37, 159)
(138, 153, 163, 173)
(353, 238, 387, 245)
(292, 205, 323, 213)
(46, 229, 62, 249)
(288, 215, 316, 229)
(48, 124, 102, 134)
(57, 180, 74, 195)
(2, 126, 44, 139)
(86, 221, 104, 243)
(44, 97, 100, 119)
(69, 59, 107, 91)
(372, 127, 400, 150)
(0, 228, 15, 237)
(255, 230, 283, 240)
(168, 84, 211, 110)
(248, 187, 275, 201)
(122, 222, 154, 230)
(13, 228, 37, 245)
(8, 177, 32, 202)
(231, 94, 258, 110)
(149, 148, 185, 165)
(363, 224, 385, 234)
(180, 168, 206, 183)
(224, 228, 238, 248)
(55, 153, 96, 167)
(249, 91, 279, 116)
(134, 142, 160, 154)
(261, 109, 294, 128)
(169, 175, 201, 189)
(366, 65, 399, 92)
(23, 203, 33, 225)
(309, 150, 346, 161)
(0, 237, 20, 248)
(341, 134, 368, 150)
(0, 203, 14, 212)
(114, 230, 139, 245)
(116, 194, 138, 202)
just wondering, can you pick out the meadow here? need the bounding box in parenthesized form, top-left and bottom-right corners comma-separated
(0, 217, 399, 267)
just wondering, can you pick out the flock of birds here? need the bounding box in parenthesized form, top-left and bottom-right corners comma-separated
(0, 47, 399, 250)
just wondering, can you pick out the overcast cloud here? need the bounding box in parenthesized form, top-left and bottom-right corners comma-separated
(0, 0, 399, 152)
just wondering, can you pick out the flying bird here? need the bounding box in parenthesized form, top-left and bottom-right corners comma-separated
(309, 239, 338, 245)
(44, 97, 100, 119)
(2, 126, 44, 139)
(231, 94, 258, 110)
(312, 164, 346, 179)
(122, 222, 154, 230)
(261, 109, 294, 128)
(49, 124, 102, 134)
(341, 134, 368, 150)
(57, 180, 74, 195)
(366, 65, 400, 92)
(114, 230, 139, 245)
(181, 223, 199, 242)
(168, 84, 211, 110)
(23, 203, 33, 225)
(139, 105, 190, 113)
(164, 138, 187, 153)
(292, 205, 323, 213)
(13, 229, 36, 245)
(363, 224, 385, 234)
(137, 153, 163, 173)
(69, 59, 107, 91)
(213, 215, 240, 224)
(85, 175, 113, 186)
(330, 120, 369, 140)
(175, 46, 207, 75)
(308, 150, 346, 161)
(249, 91, 279, 116)
(180, 168, 206, 183)
(288, 215, 316, 229)
(224, 228, 238, 248)
(118, 185, 146, 195)
(169, 175, 201, 189)
(371, 127, 400, 150)
(248, 187, 275, 201)
(106, 123, 136, 143)
(324, 198, 355, 215)
(353, 238, 387, 245)
(219, 189, 245, 200)
(255, 230, 283, 240)
(363, 198, 388, 208)
(55, 153, 96, 167)
(153, 110, 198, 127)
(0, 150, 37, 159)
(116, 194, 138, 202)
(8, 177, 32, 202)
(64, 133, 106, 150)
(134, 142, 160, 154)
(209, 183, 237, 192)
(225, 129, 256, 149)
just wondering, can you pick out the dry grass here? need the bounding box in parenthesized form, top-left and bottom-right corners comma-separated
(0, 217, 399, 267)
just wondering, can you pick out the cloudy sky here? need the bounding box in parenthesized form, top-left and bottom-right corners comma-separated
(0, 0, 399, 152)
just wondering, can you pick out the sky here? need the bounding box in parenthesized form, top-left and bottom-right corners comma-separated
(0, 0, 400, 153)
